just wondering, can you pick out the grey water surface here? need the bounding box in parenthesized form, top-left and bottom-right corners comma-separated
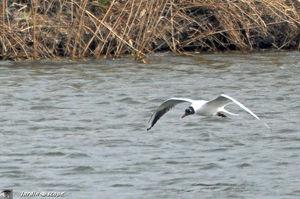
(0, 52, 299, 198)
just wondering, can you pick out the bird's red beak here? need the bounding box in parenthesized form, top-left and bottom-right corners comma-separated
(181, 113, 187, 118)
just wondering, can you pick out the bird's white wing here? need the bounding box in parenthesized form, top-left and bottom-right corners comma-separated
(219, 94, 261, 120)
(207, 94, 270, 129)
(206, 94, 260, 120)
(147, 98, 194, 131)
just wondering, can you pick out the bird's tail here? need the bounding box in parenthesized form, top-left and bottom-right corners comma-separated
(220, 108, 239, 116)
(222, 108, 271, 130)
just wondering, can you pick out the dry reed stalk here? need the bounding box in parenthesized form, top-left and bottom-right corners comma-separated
(1, 0, 7, 58)
(72, 0, 88, 58)
(82, 0, 118, 56)
(2, 24, 29, 59)
(97, 0, 132, 57)
(72, 0, 146, 58)
(136, 0, 169, 54)
(32, 0, 37, 59)
(114, 0, 140, 56)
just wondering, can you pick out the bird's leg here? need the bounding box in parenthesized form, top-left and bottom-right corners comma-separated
(217, 112, 227, 118)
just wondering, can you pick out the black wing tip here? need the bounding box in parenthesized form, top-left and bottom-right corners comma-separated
(147, 126, 152, 131)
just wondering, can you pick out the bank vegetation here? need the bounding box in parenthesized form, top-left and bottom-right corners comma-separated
(1, 0, 300, 61)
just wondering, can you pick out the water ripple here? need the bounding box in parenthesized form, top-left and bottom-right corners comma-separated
(0, 52, 300, 198)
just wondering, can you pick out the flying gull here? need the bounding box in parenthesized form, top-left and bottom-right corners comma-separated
(147, 94, 270, 130)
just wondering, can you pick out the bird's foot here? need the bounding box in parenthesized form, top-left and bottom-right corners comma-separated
(217, 112, 227, 118)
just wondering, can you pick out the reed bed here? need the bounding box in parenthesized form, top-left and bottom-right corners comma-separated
(1, 0, 300, 60)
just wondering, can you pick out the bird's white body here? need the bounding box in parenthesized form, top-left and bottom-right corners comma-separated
(147, 94, 269, 130)
(192, 100, 238, 116)
(191, 100, 209, 115)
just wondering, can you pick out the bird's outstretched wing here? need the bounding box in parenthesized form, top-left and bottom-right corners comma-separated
(206, 94, 259, 119)
(147, 98, 193, 131)
(207, 94, 270, 128)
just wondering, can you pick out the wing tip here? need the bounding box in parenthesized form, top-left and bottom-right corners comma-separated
(220, 93, 229, 98)
(264, 122, 271, 129)
(147, 123, 153, 131)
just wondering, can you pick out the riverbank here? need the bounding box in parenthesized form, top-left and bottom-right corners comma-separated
(1, 0, 300, 61)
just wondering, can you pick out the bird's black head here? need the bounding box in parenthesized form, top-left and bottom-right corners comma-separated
(181, 106, 195, 118)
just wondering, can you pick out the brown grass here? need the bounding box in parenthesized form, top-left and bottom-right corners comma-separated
(1, 0, 299, 60)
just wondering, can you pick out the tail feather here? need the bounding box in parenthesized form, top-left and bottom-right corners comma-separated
(220, 108, 239, 116)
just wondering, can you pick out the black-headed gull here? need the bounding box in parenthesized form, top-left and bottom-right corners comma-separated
(147, 94, 269, 130)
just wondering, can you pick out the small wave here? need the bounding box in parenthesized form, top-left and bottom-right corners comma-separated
(165, 160, 189, 165)
(115, 114, 127, 119)
(277, 128, 298, 134)
(203, 147, 229, 153)
(111, 184, 134, 187)
(70, 166, 95, 173)
(237, 163, 252, 168)
(116, 97, 141, 105)
(281, 146, 300, 151)
(44, 151, 65, 156)
(67, 153, 90, 158)
(199, 163, 222, 170)
(191, 182, 236, 187)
